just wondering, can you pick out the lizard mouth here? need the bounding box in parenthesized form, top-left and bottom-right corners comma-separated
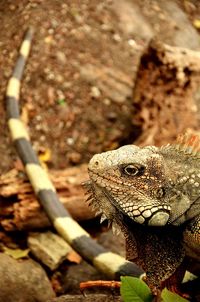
(86, 171, 171, 227)
(102, 187, 171, 227)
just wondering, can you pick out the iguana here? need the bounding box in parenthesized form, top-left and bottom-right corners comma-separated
(5, 28, 143, 281)
(87, 135, 200, 297)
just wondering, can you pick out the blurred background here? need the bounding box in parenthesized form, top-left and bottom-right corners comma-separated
(0, 0, 200, 174)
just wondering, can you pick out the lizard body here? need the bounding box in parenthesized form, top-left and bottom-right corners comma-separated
(5, 29, 143, 280)
(87, 137, 200, 294)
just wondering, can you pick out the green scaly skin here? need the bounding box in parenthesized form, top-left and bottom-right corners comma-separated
(87, 137, 200, 296)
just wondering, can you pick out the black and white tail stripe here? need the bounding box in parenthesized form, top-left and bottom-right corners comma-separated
(5, 28, 143, 279)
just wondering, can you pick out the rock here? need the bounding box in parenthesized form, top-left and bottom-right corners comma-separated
(53, 260, 122, 300)
(28, 231, 72, 270)
(111, 0, 153, 41)
(159, 1, 200, 49)
(48, 294, 122, 302)
(61, 261, 106, 294)
(0, 253, 55, 302)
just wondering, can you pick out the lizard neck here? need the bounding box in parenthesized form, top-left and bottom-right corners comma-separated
(159, 149, 200, 225)
(116, 213, 185, 289)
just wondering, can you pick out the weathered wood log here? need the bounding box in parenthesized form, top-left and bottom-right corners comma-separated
(133, 40, 200, 147)
(0, 165, 95, 231)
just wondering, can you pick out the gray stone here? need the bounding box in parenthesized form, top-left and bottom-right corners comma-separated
(0, 253, 55, 302)
(48, 294, 121, 302)
(159, 1, 200, 50)
(111, 0, 153, 40)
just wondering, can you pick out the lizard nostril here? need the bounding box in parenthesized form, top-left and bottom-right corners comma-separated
(89, 154, 102, 170)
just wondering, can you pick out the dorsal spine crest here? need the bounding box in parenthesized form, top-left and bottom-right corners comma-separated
(171, 133, 200, 157)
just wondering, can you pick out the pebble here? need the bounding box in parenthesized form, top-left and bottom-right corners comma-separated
(128, 39, 137, 47)
(103, 98, 111, 105)
(113, 33, 121, 42)
(66, 138, 74, 146)
(56, 51, 67, 64)
(9, 4, 16, 10)
(90, 86, 101, 98)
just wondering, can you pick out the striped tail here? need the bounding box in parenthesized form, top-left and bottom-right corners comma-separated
(5, 28, 143, 279)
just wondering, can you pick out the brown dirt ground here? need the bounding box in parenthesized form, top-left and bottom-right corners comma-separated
(0, 0, 140, 173)
(0, 0, 199, 175)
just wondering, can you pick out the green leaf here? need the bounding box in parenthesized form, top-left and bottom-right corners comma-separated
(120, 276, 153, 302)
(161, 288, 189, 302)
(57, 98, 66, 106)
(3, 247, 30, 259)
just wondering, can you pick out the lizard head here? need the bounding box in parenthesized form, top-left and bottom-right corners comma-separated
(87, 145, 173, 227)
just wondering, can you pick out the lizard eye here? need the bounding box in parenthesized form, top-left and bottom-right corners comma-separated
(123, 164, 141, 176)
